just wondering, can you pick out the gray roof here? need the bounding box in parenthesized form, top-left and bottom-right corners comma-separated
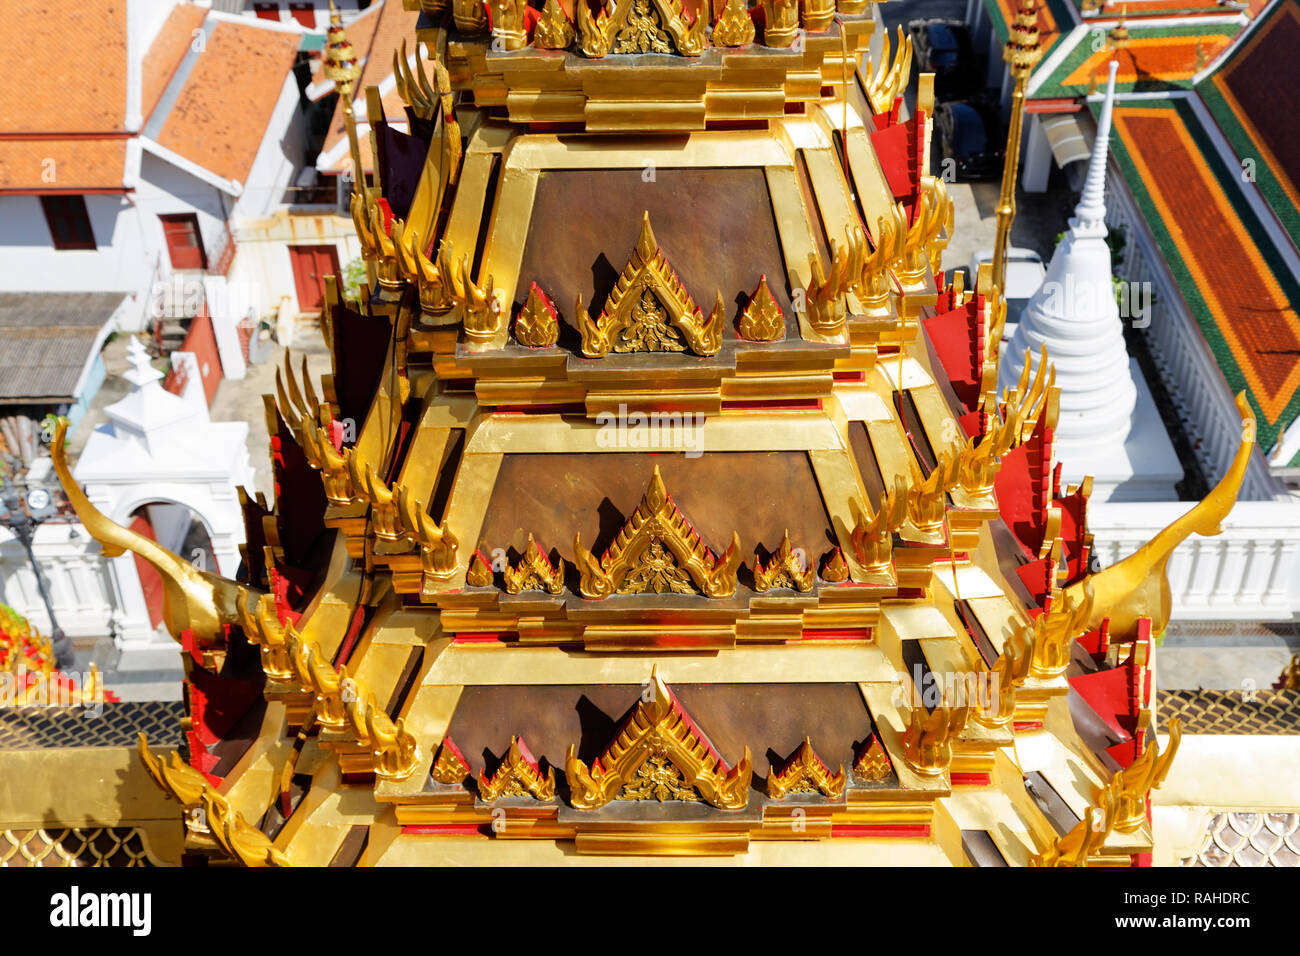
(0, 292, 125, 403)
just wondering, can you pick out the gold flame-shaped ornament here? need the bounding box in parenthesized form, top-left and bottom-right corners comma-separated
(515, 282, 561, 347)
(739, 274, 784, 341)
(534, 0, 576, 49)
(712, 0, 755, 47)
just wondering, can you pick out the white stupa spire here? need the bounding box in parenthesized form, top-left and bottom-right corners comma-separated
(104, 336, 199, 453)
(999, 58, 1136, 454)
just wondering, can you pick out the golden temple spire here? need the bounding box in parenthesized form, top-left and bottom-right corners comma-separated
(989, 0, 1044, 298)
(323, 0, 367, 203)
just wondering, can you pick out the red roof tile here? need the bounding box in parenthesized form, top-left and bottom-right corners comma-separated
(155, 20, 301, 185)
(0, 139, 127, 192)
(142, 3, 211, 124)
(1, 1, 127, 134)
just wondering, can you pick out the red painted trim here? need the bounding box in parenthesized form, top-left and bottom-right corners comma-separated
(831, 824, 931, 838)
(801, 627, 871, 641)
(720, 398, 822, 411)
(1013, 721, 1044, 731)
(832, 371, 866, 382)
(453, 632, 510, 643)
(1025, 99, 1082, 114)
(1, 187, 131, 196)
(950, 772, 991, 786)
(401, 824, 486, 836)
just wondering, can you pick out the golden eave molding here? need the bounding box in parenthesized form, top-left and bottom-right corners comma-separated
(440, 14, 882, 132)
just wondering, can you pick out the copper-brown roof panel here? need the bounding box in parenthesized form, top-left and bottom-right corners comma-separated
(477, 450, 836, 564)
(514, 166, 795, 335)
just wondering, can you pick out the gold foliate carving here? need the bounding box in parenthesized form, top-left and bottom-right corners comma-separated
(393, 39, 437, 121)
(573, 465, 742, 599)
(820, 547, 848, 583)
(753, 530, 814, 592)
(804, 234, 857, 336)
(958, 359, 1051, 500)
(579, 212, 723, 357)
(503, 534, 566, 594)
(138, 735, 289, 867)
(1061, 392, 1256, 640)
(906, 451, 961, 539)
(853, 735, 893, 781)
(850, 476, 907, 574)
(767, 737, 846, 799)
(453, 0, 489, 33)
(974, 621, 1032, 729)
(535, 0, 577, 48)
(396, 230, 457, 317)
(901, 704, 969, 777)
(1028, 580, 1095, 680)
(712, 0, 755, 47)
(1033, 772, 1119, 867)
(491, 0, 529, 50)
(739, 274, 784, 341)
(448, 254, 502, 344)
(431, 738, 471, 785)
(801, 0, 835, 32)
(478, 736, 557, 801)
(466, 549, 495, 587)
(365, 691, 421, 780)
(763, 0, 799, 47)
(852, 211, 905, 319)
(577, 0, 705, 57)
(895, 178, 951, 287)
(515, 282, 561, 347)
(397, 485, 459, 581)
(927, 178, 956, 276)
(565, 668, 752, 810)
(355, 197, 401, 291)
(863, 26, 913, 115)
(237, 590, 293, 682)
(1114, 719, 1180, 833)
(347, 452, 401, 540)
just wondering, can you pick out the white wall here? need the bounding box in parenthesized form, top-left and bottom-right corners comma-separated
(0, 524, 117, 640)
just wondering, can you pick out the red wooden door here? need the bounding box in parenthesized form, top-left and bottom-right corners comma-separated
(128, 513, 165, 629)
(288, 3, 315, 27)
(160, 213, 207, 271)
(289, 245, 340, 313)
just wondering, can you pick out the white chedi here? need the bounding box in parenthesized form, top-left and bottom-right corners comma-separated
(999, 59, 1136, 452)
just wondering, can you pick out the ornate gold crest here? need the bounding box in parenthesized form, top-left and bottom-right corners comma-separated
(577, 0, 706, 58)
(820, 547, 849, 583)
(712, 0, 755, 48)
(753, 530, 814, 592)
(739, 274, 784, 342)
(852, 734, 893, 781)
(503, 534, 566, 594)
(577, 212, 723, 357)
(515, 282, 561, 348)
(565, 668, 752, 809)
(767, 737, 846, 798)
(573, 466, 742, 599)
(478, 736, 557, 801)
(466, 549, 495, 587)
(431, 737, 471, 785)
(534, 0, 576, 49)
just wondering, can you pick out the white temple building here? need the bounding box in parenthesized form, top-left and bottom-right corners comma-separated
(1000, 61, 1183, 503)
(73, 338, 252, 669)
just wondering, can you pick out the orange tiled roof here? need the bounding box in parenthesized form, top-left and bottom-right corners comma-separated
(1, 1, 127, 134)
(1113, 104, 1300, 432)
(0, 139, 127, 192)
(155, 20, 301, 185)
(142, 3, 210, 124)
(1061, 35, 1234, 88)
(310, 0, 386, 87)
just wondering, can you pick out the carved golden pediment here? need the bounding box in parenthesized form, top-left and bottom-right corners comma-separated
(578, 212, 723, 357)
(767, 738, 846, 799)
(573, 465, 741, 599)
(852, 734, 893, 782)
(478, 736, 557, 801)
(503, 534, 566, 594)
(753, 530, 813, 592)
(577, 0, 706, 58)
(431, 737, 471, 785)
(739, 275, 784, 342)
(565, 668, 752, 809)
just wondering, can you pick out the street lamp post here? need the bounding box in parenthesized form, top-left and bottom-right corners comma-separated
(0, 475, 73, 669)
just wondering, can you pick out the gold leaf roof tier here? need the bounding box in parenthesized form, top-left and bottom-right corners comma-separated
(41, 0, 1259, 866)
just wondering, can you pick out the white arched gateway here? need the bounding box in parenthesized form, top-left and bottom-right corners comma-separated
(73, 337, 252, 669)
